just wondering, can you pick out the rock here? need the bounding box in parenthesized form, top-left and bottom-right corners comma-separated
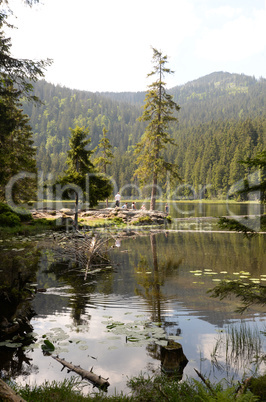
(31, 207, 167, 226)
(59, 208, 74, 215)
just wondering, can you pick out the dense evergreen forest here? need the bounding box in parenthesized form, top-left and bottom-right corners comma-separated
(22, 71, 266, 199)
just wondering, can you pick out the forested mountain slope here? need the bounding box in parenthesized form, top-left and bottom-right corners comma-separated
(22, 72, 266, 199)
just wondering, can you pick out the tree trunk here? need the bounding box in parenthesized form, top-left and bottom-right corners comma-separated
(74, 191, 78, 228)
(150, 173, 157, 210)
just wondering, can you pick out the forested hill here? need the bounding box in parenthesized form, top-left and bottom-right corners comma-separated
(22, 71, 266, 199)
(100, 71, 266, 124)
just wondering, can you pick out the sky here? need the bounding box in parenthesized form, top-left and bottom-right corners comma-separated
(6, 0, 266, 92)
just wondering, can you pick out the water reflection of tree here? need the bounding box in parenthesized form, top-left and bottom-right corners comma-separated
(134, 234, 183, 362)
(45, 260, 94, 326)
(135, 234, 182, 322)
(0, 347, 38, 381)
(44, 234, 115, 326)
(0, 245, 40, 380)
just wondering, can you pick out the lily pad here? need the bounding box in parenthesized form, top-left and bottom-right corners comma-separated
(41, 339, 55, 354)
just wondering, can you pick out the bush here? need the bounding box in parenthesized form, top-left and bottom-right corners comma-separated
(249, 374, 266, 400)
(0, 202, 33, 226)
(0, 203, 12, 214)
(0, 211, 21, 227)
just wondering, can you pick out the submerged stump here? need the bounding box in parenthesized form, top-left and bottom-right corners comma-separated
(161, 340, 188, 378)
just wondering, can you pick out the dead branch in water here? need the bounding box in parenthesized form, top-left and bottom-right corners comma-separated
(52, 355, 110, 391)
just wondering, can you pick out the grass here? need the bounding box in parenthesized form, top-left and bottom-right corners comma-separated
(211, 323, 264, 373)
(8, 373, 263, 401)
(0, 219, 57, 239)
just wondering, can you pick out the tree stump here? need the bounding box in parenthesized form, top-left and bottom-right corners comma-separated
(161, 340, 188, 378)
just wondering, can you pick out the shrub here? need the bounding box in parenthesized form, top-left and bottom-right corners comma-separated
(0, 202, 34, 226)
(0, 211, 21, 227)
(16, 208, 33, 222)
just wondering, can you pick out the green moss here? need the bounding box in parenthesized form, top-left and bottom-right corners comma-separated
(132, 216, 153, 225)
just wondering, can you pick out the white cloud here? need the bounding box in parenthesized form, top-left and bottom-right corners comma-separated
(196, 3, 266, 63)
(7, 0, 201, 91)
(5, 0, 266, 91)
(206, 6, 242, 19)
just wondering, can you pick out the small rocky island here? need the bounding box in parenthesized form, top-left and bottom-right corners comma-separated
(32, 206, 169, 226)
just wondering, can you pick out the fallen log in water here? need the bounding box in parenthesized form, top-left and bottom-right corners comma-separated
(52, 355, 110, 391)
(0, 379, 26, 402)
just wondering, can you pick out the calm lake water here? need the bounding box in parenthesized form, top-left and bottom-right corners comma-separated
(36, 200, 266, 219)
(1, 222, 265, 396)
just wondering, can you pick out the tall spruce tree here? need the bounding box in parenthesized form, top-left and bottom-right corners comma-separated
(94, 126, 114, 207)
(134, 48, 181, 210)
(58, 126, 112, 226)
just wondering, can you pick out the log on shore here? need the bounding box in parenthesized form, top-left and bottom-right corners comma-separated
(52, 355, 110, 391)
(0, 379, 26, 402)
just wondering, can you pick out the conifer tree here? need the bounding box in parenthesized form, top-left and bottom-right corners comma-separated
(94, 126, 114, 207)
(134, 48, 181, 210)
(58, 126, 112, 226)
(0, 8, 51, 204)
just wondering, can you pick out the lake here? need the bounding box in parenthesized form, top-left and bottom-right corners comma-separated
(0, 210, 266, 396)
(36, 200, 266, 219)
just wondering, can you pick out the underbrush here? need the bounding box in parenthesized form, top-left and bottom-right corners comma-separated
(8, 373, 265, 401)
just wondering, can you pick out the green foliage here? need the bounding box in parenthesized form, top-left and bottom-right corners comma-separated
(238, 150, 266, 202)
(94, 126, 114, 174)
(218, 217, 256, 238)
(9, 374, 262, 401)
(58, 126, 112, 214)
(16, 208, 33, 222)
(217, 150, 266, 236)
(132, 215, 153, 225)
(0, 202, 33, 226)
(0, 211, 21, 227)
(249, 375, 266, 400)
(128, 374, 259, 401)
(0, 202, 21, 226)
(109, 216, 124, 225)
(0, 9, 51, 204)
(208, 279, 266, 313)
